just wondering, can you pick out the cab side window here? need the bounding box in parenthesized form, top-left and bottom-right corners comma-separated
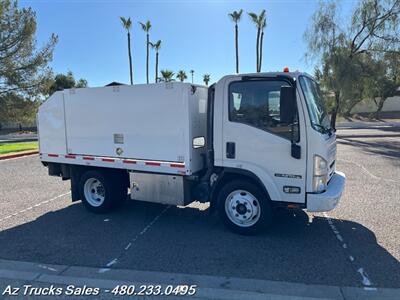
(229, 80, 299, 141)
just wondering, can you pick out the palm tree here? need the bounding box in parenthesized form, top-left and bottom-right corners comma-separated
(150, 40, 162, 83)
(259, 17, 267, 72)
(248, 10, 266, 72)
(120, 17, 133, 84)
(203, 74, 210, 86)
(228, 9, 243, 74)
(160, 69, 175, 82)
(139, 20, 152, 83)
(190, 70, 194, 83)
(176, 70, 187, 82)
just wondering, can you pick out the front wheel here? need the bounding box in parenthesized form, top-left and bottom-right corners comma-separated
(217, 180, 273, 235)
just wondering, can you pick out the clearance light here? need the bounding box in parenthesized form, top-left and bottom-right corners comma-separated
(283, 67, 289, 72)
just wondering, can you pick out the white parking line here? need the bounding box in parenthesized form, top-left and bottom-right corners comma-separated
(98, 206, 170, 273)
(0, 192, 71, 223)
(323, 212, 376, 290)
(106, 258, 118, 267)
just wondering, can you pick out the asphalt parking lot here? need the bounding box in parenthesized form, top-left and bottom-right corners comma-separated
(0, 126, 399, 298)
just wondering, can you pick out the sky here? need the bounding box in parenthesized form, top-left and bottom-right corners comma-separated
(19, 0, 358, 87)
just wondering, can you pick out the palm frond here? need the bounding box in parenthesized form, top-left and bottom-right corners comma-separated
(160, 69, 175, 82)
(259, 9, 266, 21)
(155, 40, 161, 49)
(229, 9, 244, 22)
(139, 22, 146, 31)
(146, 20, 152, 30)
(248, 12, 258, 23)
(120, 17, 132, 31)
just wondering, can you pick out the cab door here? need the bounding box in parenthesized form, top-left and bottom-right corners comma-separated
(221, 77, 307, 203)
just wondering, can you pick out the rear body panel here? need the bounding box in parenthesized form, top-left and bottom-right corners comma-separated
(38, 83, 208, 175)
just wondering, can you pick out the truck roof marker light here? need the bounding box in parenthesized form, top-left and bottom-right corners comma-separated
(283, 67, 289, 72)
(83, 156, 94, 161)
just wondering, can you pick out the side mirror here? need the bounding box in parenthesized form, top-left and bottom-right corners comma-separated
(280, 86, 296, 124)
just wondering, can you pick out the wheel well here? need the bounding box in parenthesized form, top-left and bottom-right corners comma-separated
(210, 170, 270, 212)
(68, 165, 129, 202)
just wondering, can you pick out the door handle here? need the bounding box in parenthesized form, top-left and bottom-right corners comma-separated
(226, 142, 235, 159)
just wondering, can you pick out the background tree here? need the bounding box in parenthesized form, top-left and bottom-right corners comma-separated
(0, 0, 57, 97)
(304, 0, 400, 125)
(367, 52, 400, 118)
(248, 10, 266, 72)
(46, 72, 88, 96)
(139, 20, 152, 84)
(176, 70, 187, 82)
(150, 40, 162, 83)
(159, 70, 175, 82)
(228, 9, 243, 74)
(203, 74, 210, 86)
(0, 93, 39, 130)
(190, 69, 195, 83)
(120, 17, 133, 85)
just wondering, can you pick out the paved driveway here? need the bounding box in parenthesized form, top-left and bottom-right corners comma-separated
(0, 126, 399, 296)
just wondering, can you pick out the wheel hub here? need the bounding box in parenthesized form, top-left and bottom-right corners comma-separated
(225, 190, 261, 227)
(84, 178, 105, 207)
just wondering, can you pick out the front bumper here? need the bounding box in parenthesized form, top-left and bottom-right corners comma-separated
(306, 171, 346, 212)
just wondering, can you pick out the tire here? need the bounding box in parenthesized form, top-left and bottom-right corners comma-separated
(217, 180, 273, 235)
(79, 170, 127, 213)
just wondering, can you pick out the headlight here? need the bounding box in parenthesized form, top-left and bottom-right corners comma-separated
(313, 155, 328, 193)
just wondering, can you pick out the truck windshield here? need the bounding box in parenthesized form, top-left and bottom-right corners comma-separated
(299, 76, 332, 134)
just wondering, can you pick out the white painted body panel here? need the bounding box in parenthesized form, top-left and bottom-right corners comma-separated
(38, 83, 208, 175)
(214, 74, 308, 203)
(37, 92, 67, 155)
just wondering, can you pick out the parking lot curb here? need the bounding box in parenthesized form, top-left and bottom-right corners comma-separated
(0, 151, 38, 161)
(0, 259, 399, 299)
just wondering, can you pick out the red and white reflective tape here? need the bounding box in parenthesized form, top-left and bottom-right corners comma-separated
(41, 153, 187, 174)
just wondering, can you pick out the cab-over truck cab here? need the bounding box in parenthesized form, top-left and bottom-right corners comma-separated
(203, 71, 345, 234)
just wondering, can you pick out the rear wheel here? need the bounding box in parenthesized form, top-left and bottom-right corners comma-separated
(217, 180, 273, 235)
(79, 170, 127, 213)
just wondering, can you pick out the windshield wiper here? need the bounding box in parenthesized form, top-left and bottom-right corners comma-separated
(312, 123, 332, 135)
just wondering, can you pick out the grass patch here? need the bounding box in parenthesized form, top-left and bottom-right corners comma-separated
(0, 142, 38, 155)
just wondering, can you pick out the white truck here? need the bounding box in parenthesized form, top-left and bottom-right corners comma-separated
(38, 71, 345, 235)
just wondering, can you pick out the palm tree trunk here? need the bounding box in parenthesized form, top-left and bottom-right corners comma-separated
(256, 28, 260, 72)
(127, 32, 133, 85)
(155, 51, 159, 83)
(146, 33, 149, 84)
(235, 23, 239, 74)
(259, 30, 264, 72)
